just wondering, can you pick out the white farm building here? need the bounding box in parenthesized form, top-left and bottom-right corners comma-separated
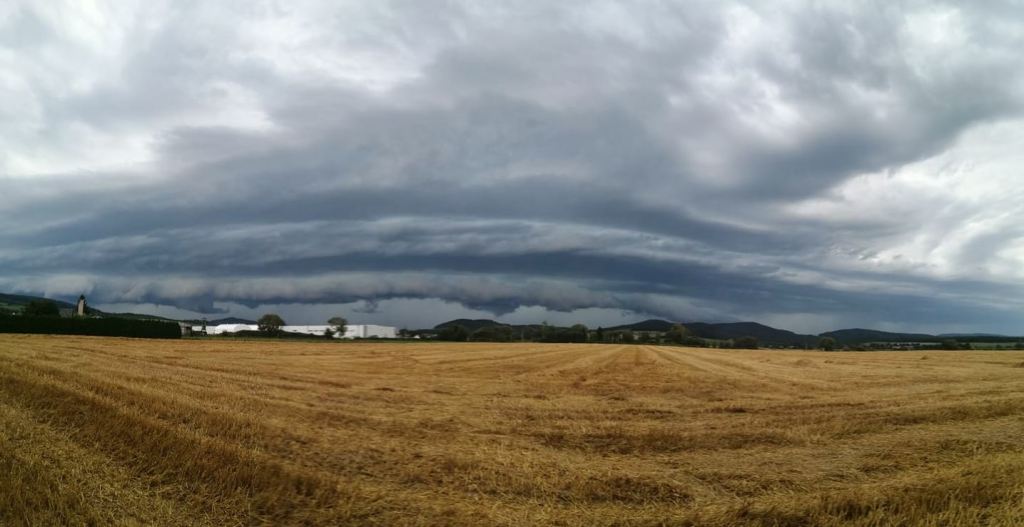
(279, 324, 399, 339)
(195, 323, 398, 339)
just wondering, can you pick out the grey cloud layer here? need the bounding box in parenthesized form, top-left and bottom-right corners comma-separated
(3, 1, 1024, 331)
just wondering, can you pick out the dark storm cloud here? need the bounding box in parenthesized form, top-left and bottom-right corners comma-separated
(3, 1, 1024, 332)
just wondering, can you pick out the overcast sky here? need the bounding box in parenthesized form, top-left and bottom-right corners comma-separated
(3, 1, 1024, 333)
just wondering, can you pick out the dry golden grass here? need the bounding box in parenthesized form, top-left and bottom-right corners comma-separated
(2, 335, 1024, 526)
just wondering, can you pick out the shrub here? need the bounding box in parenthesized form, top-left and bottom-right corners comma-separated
(732, 336, 759, 349)
(328, 317, 347, 338)
(665, 323, 690, 344)
(22, 300, 60, 318)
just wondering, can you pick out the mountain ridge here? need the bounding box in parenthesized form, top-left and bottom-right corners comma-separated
(820, 328, 941, 344)
(6, 292, 1022, 343)
(432, 318, 1024, 345)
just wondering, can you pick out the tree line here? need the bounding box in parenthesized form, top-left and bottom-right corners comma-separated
(432, 322, 768, 348)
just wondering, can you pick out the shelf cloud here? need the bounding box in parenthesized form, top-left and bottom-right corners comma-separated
(3, 1, 1024, 332)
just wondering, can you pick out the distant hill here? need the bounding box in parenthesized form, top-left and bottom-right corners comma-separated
(820, 328, 940, 345)
(432, 317, 819, 346)
(938, 333, 1007, 338)
(606, 319, 675, 332)
(686, 322, 818, 347)
(0, 293, 181, 321)
(0, 292, 265, 325)
(0, 293, 77, 312)
(434, 319, 510, 332)
(589, 318, 820, 346)
(450, 318, 680, 333)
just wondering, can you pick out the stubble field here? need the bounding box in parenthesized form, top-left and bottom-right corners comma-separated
(2, 334, 1024, 526)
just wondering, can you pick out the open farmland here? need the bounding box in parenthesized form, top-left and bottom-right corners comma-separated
(2, 335, 1024, 525)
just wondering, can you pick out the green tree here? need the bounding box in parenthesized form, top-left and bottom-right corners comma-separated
(257, 313, 285, 335)
(23, 300, 60, 318)
(328, 316, 347, 338)
(818, 337, 837, 351)
(682, 335, 706, 347)
(323, 327, 335, 338)
(665, 323, 690, 344)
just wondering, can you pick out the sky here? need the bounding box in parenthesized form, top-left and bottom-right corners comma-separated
(2, 1, 1024, 334)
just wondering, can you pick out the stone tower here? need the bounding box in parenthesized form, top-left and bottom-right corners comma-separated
(76, 295, 86, 317)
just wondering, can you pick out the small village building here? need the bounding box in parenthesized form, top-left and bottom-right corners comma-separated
(341, 324, 398, 339)
(209, 324, 259, 334)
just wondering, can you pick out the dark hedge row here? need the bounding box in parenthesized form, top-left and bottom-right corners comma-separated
(0, 315, 181, 339)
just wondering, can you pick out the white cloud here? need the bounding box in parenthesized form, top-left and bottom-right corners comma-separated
(787, 118, 1024, 284)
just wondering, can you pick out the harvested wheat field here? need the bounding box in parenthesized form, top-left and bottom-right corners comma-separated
(2, 335, 1024, 526)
